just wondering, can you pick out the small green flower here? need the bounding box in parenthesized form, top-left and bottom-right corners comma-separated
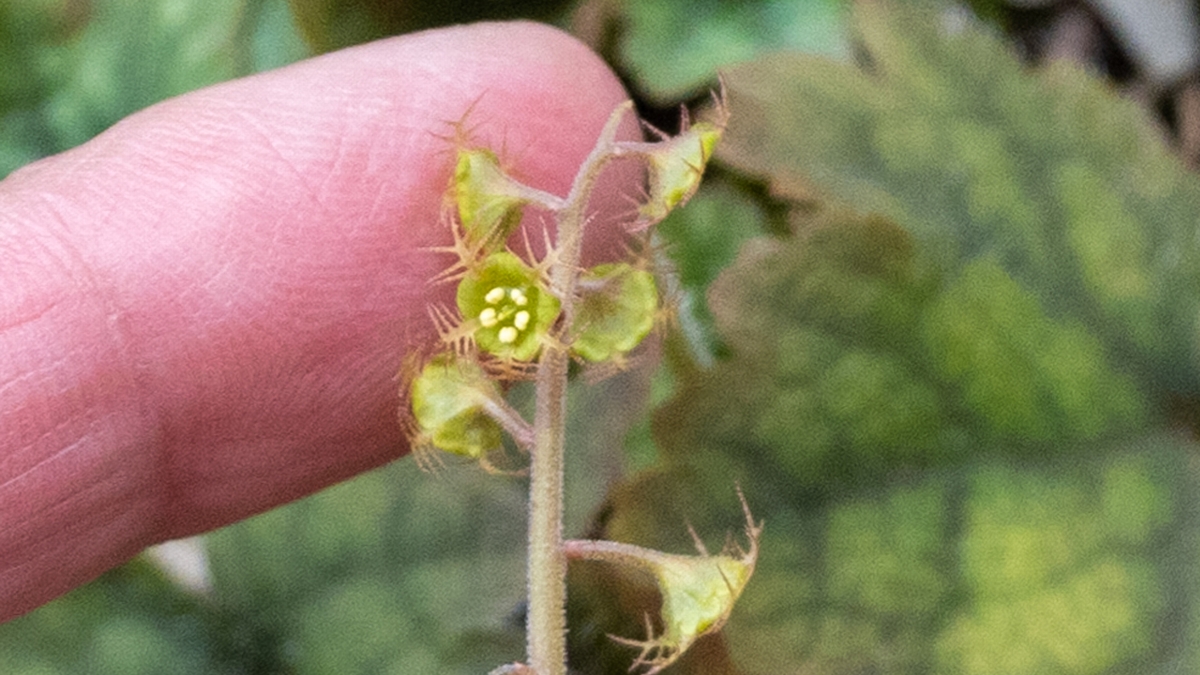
(572, 263, 659, 362)
(410, 353, 504, 459)
(457, 251, 561, 361)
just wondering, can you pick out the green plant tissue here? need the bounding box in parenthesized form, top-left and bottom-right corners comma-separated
(572, 3, 1200, 674)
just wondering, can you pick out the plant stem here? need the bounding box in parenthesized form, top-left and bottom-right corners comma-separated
(527, 343, 568, 675)
(526, 102, 632, 675)
(563, 538, 675, 570)
(479, 396, 535, 450)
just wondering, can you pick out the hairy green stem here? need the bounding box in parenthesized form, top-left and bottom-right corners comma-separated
(527, 345, 569, 675)
(526, 102, 632, 675)
(479, 396, 534, 449)
(563, 538, 674, 570)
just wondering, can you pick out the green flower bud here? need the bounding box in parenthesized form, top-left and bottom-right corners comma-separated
(453, 148, 565, 253)
(457, 251, 561, 361)
(453, 148, 527, 251)
(615, 547, 754, 673)
(410, 354, 504, 458)
(572, 263, 658, 362)
(564, 492, 760, 674)
(621, 118, 725, 230)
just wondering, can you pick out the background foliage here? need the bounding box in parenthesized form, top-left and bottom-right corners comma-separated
(5, 1, 1200, 674)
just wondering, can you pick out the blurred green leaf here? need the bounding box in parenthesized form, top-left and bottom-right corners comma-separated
(616, 0, 850, 104)
(579, 435, 1192, 674)
(0, 560, 218, 674)
(569, 3, 1200, 674)
(0, 0, 82, 173)
(0, 0, 309, 178)
(247, 0, 312, 73)
(286, 0, 574, 53)
(206, 462, 529, 675)
(653, 209, 1153, 496)
(0, 463, 529, 674)
(36, 0, 248, 148)
(936, 452, 1172, 675)
(654, 178, 767, 362)
(719, 2, 1200, 395)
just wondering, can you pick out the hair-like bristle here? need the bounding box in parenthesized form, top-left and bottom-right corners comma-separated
(430, 92, 488, 150)
(427, 303, 476, 356)
(426, 207, 482, 284)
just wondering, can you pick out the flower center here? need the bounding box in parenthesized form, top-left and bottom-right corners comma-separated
(479, 286, 533, 344)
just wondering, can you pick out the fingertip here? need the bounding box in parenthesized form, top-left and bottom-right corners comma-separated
(0, 20, 635, 620)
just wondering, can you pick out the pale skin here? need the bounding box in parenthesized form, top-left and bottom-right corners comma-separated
(0, 21, 636, 623)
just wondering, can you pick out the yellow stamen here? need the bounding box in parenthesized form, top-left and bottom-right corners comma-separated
(485, 287, 506, 304)
(479, 307, 499, 327)
(514, 310, 531, 330)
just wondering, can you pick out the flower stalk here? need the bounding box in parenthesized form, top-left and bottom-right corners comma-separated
(403, 92, 742, 675)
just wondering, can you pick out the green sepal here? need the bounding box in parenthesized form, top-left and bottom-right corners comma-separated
(571, 263, 659, 362)
(452, 148, 565, 253)
(453, 148, 528, 252)
(651, 550, 754, 653)
(567, 500, 761, 674)
(410, 354, 504, 458)
(622, 119, 725, 230)
(456, 251, 561, 361)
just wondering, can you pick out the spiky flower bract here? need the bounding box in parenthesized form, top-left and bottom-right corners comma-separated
(453, 148, 527, 251)
(637, 122, 722, 227)
(618, 93, 729, 230)
(623, 548, 754, 672)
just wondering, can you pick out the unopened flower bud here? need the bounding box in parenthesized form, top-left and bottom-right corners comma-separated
(620, 116, 725, 230)
(452, 148, 564, 252)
